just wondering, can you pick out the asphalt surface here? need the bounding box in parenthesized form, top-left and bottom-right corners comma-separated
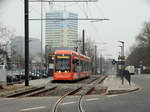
(0, 75, 150, 112)
(82, 75, 150, 112)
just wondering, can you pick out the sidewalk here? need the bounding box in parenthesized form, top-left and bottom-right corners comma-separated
(103, 74, 139, 95)
(0, 78, 52, 96)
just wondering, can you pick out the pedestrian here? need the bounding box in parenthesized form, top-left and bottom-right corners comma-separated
(123, 66, 131, 86)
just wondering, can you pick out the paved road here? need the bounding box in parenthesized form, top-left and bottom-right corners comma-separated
(0, 75, 150, 112)
(82, 75, 150, 112)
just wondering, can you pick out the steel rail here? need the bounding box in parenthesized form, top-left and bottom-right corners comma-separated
(52, 87, 81, 112)
(6, 86, 45, 97)
(78, 76, 108, 112)
(23, 86, 57, 97)
(79, 95, 85, 112)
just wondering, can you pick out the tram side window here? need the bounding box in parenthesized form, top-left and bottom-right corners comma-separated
(83, 61, 90, 72)
(72, 59, 90, 72)
(72, 59, 79, 72)
(80, 60, 88, 72)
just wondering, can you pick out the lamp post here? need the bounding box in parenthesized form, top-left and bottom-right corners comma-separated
(99, 53, 103, 74)
(118, 41, 125, 85)
(118, 41, 124, 57)
(94, 45, 97, 75)
(118, 45, 123, 57)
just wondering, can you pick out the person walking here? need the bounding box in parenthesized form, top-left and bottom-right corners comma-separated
(123, 66, 131, 86)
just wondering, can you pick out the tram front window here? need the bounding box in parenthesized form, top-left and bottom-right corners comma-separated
(55, 55, 71, 72)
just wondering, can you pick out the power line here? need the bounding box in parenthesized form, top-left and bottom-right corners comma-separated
(19, 0, 41, 15)
(29, 18, 109, 21)
(76, 2, 88, 18)
(93, 2, 105, 18)
(29, 0, 98, 2)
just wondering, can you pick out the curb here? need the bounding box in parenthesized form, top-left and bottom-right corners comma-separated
(0, 86, 34, 97)
(106, 88, 140, 95)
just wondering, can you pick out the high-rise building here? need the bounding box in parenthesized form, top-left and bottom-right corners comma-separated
(45, 11, 78, 50)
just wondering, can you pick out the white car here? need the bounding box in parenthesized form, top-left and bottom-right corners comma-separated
(125, 66, 135, 75)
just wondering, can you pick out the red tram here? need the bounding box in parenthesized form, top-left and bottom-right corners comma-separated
(53, 50, 91, 81)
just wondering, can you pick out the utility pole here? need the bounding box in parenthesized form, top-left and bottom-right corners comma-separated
(95, 45, 97, 75)
(118, 46, 122, 56)
(82, 29, 85, 55)
(41, 0, 43, 72)
(118, 41, 125, 85)
(24, 0, 29, 86)
(122, 42, 124, 57)
(100, 54, 102, 74)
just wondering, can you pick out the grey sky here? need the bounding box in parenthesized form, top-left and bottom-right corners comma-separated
(0, 0, 150, 59)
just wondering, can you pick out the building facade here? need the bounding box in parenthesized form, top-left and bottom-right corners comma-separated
(11, 36, 41, 57)
(45, 11, 78, 49)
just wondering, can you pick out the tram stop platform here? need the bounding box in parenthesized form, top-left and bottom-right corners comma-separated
(103, 74, 140, 95)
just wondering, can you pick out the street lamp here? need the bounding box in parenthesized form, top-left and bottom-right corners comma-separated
(117, 41, 125, 85)
(118, 45, 122, 57)
(118, 41, 124, 57)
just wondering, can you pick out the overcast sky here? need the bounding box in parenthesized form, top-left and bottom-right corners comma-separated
(0, 0, 150, 59)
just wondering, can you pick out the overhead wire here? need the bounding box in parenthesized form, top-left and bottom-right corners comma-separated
(78, 1, 103, 42)
(93, 2, 105, 18)
(76, 2, 88, 18)
(19, 0, 41, 15)
(89, 1, 107, 42)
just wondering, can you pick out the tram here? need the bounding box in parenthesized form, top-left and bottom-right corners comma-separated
(53, 50, 91, 81)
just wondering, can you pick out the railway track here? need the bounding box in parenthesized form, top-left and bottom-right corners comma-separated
(0, 75, 108, 112)
(2, 75, 108, 98)
(51, 87, 90, 112)
(6, 86, 45, 97)
(51, 75, 108, 112)
(5, 86, 57, 97)
(3, 75, 108, 98)
(52, 87, 82, 112)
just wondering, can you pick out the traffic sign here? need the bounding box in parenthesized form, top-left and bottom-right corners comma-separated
(112, 59, 117, 65)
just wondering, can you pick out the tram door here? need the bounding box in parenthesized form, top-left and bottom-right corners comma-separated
(48, 55, 54, 76)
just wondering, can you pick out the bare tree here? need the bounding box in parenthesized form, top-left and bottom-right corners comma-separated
(0, 23, 15, 45)
(126, 22, 150, 67)
(0, 23, 15, 69)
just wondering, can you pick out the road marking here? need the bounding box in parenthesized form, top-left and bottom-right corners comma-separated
(0, 98, 16, 101)
(61, 101, 76, 105)
(86, 98, 100, 101)
(20, 106, 46, 111)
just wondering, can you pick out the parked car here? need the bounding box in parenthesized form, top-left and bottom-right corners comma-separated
(41, 73, 48, 78)
(7, 75, 12, 84)
(29, 72, 37, 80)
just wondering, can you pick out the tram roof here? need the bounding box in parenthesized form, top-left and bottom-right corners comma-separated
(55, 50, 90, 60)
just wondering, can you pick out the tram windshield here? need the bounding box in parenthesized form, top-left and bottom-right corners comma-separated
(55, 54, 71, 72)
